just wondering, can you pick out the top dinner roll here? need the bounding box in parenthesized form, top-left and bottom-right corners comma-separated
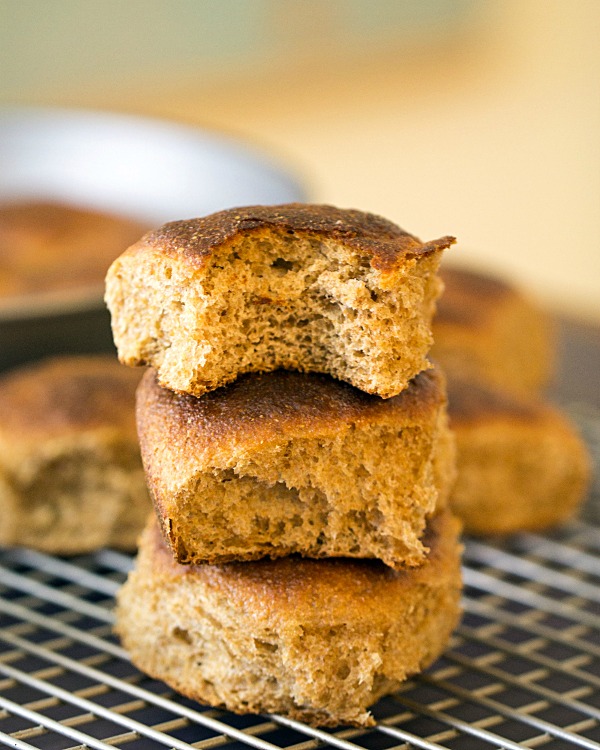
(105, 204, 454, 398)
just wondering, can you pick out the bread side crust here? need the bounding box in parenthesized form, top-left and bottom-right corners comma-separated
(448, 377, 591, 534)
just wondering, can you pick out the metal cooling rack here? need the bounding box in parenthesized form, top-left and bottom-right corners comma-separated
(1, 405, 599, 750)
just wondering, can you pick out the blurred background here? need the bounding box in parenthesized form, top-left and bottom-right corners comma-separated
(1, 0, 599, 321)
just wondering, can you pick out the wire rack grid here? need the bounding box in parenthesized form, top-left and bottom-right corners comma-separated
(0, 403, 599, 750)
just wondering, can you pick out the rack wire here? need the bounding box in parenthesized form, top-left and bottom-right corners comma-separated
(1, 402, 599, 750)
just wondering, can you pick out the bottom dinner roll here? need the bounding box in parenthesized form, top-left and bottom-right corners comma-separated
(116, 511, 463, 727)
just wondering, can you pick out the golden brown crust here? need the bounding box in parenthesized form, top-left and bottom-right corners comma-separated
(130, 203, 455, 274)
(446, 375, 540, 425)
(0, 355, 143, 439)
(436, 266, 514, 329)
(432, 265, 555, 396)
(137, 365, 454, 570)
(107, 203, 452, 399)
(144, 509, 461, 629)
(137, 367, 446, 467)
(0, 200, 148, 297)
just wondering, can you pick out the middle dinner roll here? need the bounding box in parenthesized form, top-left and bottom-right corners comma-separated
(136, 366, 455, 570)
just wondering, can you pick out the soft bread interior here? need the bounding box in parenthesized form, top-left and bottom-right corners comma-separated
(156, 409, 455, 569)
(108, 231, 442, 397)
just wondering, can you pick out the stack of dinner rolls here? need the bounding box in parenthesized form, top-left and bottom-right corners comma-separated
(432, 265, 591, 534)
(106, 203, 463, 727)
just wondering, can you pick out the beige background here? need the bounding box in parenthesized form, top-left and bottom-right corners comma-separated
(2, 0, 599, 320)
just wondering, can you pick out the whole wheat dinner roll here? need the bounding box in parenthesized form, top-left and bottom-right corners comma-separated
(0, 200, 147, 300)
(136, 365, 456, 569)
(116, 511, 462, 727)
(0, 355, 150, 553)
(448, 376, 590, 535)
(106, 204, 455, 398)
(432, 265, 554, 395)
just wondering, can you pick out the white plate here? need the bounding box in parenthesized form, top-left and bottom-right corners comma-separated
(0, 106, 305, 226)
